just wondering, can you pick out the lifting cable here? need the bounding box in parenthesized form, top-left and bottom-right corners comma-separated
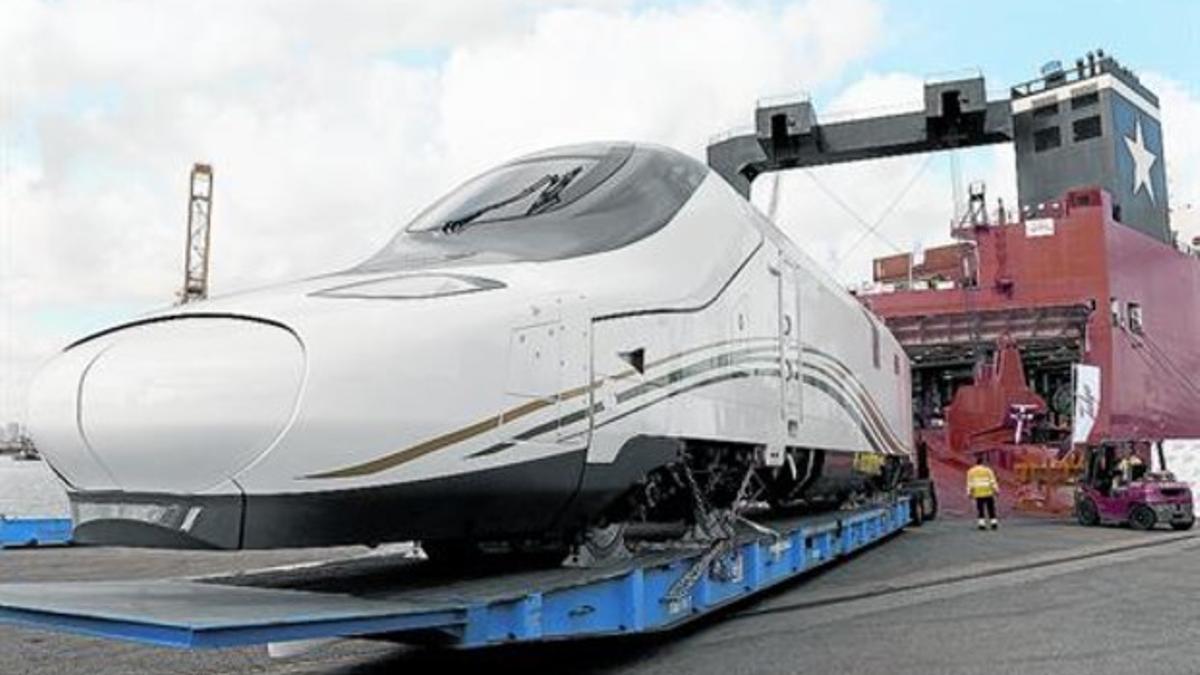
(808, 153, 935, 272)
(1117, 330, 1200, 407)
(1132, 331, 1200, 404)
(1131, 333, 1200, 401)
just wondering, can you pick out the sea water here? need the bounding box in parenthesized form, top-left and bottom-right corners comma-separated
(1163, 439, 1200, 494)
(0, 457, 70, 518)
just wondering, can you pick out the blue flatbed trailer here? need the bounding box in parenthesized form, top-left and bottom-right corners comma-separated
(0, 517, 73, 549)
(0, 498, 914, 650)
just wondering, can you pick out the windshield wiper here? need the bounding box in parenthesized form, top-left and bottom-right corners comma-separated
(441, 174, 556, 234)
(525, 166, 583, 216)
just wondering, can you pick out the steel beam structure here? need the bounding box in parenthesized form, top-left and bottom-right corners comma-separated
(180, 164, 214, 304)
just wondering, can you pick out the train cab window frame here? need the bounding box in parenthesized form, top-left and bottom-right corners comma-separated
(404, 145, 634, 234)
(354, 144, 709, 273)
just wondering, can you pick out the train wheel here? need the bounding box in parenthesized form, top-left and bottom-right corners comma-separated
(1171, 519, 1195, 531)
(1129, 505, 1157, 531)
(1076, 498, 1100, 526)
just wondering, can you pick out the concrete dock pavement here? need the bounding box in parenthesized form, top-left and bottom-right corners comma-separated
(1, 516, 1197, 675)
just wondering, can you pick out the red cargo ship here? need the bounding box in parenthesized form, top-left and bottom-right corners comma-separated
(706, 51, 1197, 516)
(858, 55, 1200, 514)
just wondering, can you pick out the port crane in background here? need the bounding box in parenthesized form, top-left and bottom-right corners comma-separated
(180, 163, 214, 304)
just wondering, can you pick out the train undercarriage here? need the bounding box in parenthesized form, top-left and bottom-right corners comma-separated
(425, 441, 924, 567)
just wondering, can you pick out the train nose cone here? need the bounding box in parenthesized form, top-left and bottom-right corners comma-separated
(74, 318, 305, 493)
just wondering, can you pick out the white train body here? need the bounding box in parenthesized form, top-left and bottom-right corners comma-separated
(28, 143, 912, 549)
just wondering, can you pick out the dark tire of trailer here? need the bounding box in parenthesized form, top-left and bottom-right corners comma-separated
(905, 480, 938, 526)
(903, 441, 937, 527)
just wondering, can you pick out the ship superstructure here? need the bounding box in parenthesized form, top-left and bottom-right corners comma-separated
(709, 52, 1200, 512)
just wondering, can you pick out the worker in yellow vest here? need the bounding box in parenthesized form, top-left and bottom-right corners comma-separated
(966, 456, 1000, 530)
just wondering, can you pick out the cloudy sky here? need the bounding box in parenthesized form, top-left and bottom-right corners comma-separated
(1, 0, 1198, 423)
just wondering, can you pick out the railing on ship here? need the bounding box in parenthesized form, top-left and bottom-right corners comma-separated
(852, 208, 1020, 297)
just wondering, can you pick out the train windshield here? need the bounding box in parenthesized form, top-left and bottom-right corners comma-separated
(406, 147, 628, 233)
(354, 143, 708, 272)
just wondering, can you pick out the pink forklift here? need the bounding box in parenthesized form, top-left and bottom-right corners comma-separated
(1075, 443, 1194, 531)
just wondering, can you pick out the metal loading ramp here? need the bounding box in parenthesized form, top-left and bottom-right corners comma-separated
(0, 500, 911, 650)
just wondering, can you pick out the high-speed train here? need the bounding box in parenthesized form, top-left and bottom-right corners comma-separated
(28, 142, 914, 551)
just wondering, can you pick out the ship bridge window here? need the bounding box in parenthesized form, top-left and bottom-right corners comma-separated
(1033, 102, 1059, 118)
(1071, 91, 1100, 109)
(1034, 127, 1062, 152)
(1073, 115, 1102, 142)
(1128, 302, 1144, 333)
(354, 144, 709, 272)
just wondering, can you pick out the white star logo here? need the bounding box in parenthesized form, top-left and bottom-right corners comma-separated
(1124, 118, 1158, 204)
